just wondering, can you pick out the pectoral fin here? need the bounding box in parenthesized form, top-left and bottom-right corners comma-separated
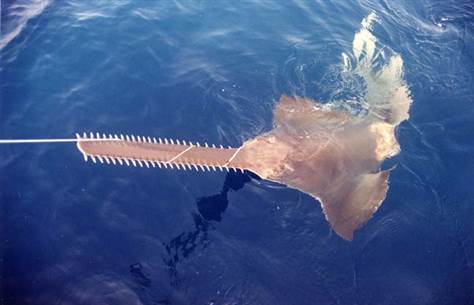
(321, 168, 392, 240)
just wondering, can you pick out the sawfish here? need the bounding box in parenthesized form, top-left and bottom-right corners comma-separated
(74, 10, 413, 240)
(0, 13, 411, 240)
(73, 89, 408, 240)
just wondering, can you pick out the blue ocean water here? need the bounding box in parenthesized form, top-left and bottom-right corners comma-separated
(1, 1, 473, 304)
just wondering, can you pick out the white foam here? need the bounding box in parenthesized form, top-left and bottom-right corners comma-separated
(341, 12, 412, 125)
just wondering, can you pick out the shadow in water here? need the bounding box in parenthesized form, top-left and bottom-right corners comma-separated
(162, 171, 258, 284)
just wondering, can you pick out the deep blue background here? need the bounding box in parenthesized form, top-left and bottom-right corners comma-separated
(1, 1, 473, 304)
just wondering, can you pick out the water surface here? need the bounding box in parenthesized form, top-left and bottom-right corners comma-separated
(1, 1, 473, 304)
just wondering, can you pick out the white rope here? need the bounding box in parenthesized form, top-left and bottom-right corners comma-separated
(0, 138, 120, 144)
(224, 145, 243, 166)
(166, 145, 194, 163)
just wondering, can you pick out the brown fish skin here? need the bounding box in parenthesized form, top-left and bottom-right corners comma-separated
(78, 139, 244, 171)
(78, 94, 404, 240)
(234, 95, 396, 240)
